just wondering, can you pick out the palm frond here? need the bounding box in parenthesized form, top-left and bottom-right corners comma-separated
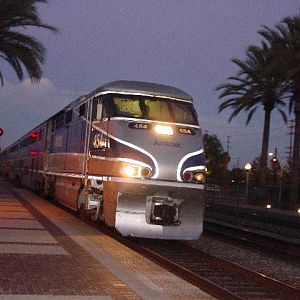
(0, 0, 57, 84)
(277, 108, 288, 124)
(245, 107, 258, 125)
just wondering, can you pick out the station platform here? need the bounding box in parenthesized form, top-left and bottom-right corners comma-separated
(0, 178, 214, 300)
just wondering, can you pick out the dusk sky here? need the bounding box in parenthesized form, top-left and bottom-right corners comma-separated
(0, 0, 299, 168)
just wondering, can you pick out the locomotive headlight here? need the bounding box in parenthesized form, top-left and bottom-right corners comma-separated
(194, 172, 206, 183)
(122, 164, 152, 178)
(182, 171, 206, 183)
(123, 165, 140, 177)
(154, 125, 173, 136)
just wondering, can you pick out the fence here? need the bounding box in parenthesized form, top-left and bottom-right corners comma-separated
(205, 184, 291, 209)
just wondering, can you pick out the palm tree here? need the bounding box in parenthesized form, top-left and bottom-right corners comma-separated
(217, 43, 289, 190)
(259, 16, 300, 206)
(0, 0, 57, 85)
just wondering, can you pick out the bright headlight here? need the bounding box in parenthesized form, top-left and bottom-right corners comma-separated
(182, 171, 206, 183)
(122, 165, 152, 178)
(123, 165, 139, 177)
(154, 125, 173, 136)
(194, 172, 206, 183)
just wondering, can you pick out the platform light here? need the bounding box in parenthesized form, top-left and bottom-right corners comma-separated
(298, 208, 300, 214)
(266, 204, 271, 209)
(154, 124, 173, 136)
(244, 163, 252, 203)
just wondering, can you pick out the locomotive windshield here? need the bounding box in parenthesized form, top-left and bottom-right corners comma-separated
(104, 94, 198, 125)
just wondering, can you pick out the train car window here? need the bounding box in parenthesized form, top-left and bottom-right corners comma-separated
(65, 110, 73, 124)
(55, 114, 65, 130)
(79, 103, 86, 117)
(9, 144, 19, 153)
(22, 137, 29, 147)
(39, 129, 44, 141)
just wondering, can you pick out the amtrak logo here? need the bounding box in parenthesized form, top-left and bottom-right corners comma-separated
(153, 140, 181, 148)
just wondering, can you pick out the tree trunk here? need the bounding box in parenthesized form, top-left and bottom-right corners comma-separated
(257, 108, 272, 205)
(260, 108, 272, 187)
(290, 88, 300, 207)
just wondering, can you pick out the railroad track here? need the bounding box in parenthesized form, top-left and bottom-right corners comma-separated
(204, 219, 300, 260)
(205, 204, 300, 240)
(128, 239, 300, 300)
(84, 211, 300, 299)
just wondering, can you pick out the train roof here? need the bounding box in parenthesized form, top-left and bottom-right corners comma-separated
(0, 81, 194, 154)
(87, 80, 193, 102)
(62, 95, 87, 111)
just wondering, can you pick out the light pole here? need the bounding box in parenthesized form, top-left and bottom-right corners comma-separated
(269, 149, 283, 206)
(244, 163, 252, 203)
(269, 148, 278, 184)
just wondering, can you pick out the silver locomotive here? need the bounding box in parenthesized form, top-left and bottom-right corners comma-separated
(0, 81, 206, 240)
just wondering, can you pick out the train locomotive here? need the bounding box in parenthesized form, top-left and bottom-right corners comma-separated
(0, 81, 206, 240)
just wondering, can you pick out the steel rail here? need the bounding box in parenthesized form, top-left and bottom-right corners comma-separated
(131, 239, 300, 300)
(204, 219, 300, 259)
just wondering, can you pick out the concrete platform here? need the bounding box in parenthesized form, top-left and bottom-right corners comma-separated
(0, 179, 214, 299)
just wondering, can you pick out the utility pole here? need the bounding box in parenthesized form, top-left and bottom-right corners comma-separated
(272, 147, 278, 184)
(0, 128, 3, 152)
(226, 135, 231, 153)
(286, 119, 294, 173)
(236, 157, 240, 169)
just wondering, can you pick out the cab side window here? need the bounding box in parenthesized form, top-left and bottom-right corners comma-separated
(93, 97, 107, 120)
(79, 103, 86, 117)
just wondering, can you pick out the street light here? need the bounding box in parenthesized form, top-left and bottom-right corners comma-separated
(245, 163, 252, 171)
(244, 163, 252, 203)
(266, 204, 272, 223)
